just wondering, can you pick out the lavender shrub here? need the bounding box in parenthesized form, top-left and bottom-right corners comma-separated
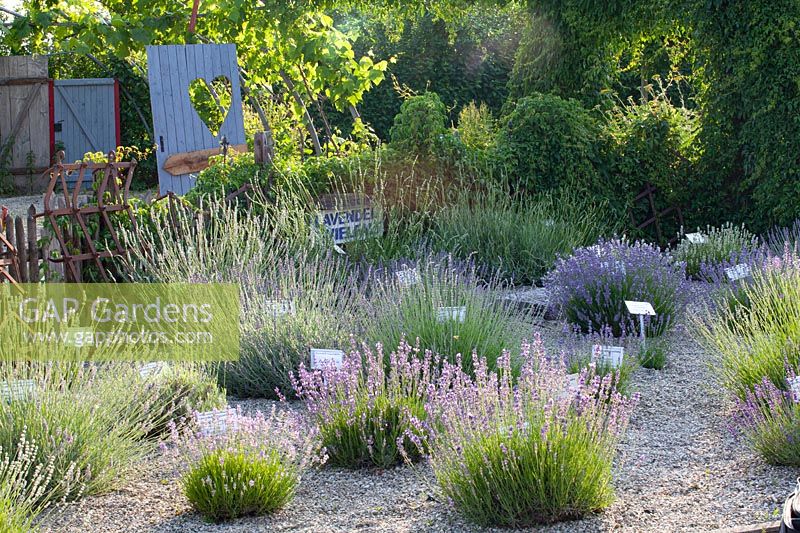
(291, 341, 439, 468)
(168, 407, 325, 522)
(366, 253, 533, 375)
(408, 335, 637, 527)
(545, 238, 687, 338)
(731, 372, 800, 466)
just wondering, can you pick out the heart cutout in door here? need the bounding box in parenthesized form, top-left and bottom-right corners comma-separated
(188, 75, 233, 138)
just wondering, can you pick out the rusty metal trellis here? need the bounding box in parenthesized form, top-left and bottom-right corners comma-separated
(40, 150, 138, 282)
(631, 182, 685, 248)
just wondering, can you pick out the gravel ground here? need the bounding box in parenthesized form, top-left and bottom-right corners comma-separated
(38, 297, 799, 532)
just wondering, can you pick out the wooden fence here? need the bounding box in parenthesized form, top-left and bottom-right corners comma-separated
(0, 204, 66, 283)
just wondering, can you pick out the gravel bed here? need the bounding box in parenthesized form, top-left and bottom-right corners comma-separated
(39, 310, 798, 532)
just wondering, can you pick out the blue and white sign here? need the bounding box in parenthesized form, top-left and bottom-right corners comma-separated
(315, 194, 381, 244)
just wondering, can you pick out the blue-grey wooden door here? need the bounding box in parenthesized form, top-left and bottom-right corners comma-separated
(53, 78, 119, 163)
(146, 44, 245, 194)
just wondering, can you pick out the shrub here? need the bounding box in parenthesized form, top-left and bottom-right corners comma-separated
(545, 238, 687, 338)
(221, 250, 362, 399)
(432, 189, 614, 285)
(496, 93, 601, 194)
(366, 254, 532, 375)
(638, 339, 668, 370)
(389, 92, 449, 157)
(291, 341, 438, 469)
(170, 408, 324, 522)
(0, 363, 170, 501)
(410, 336, 637, 527)
(457, 102, 497, 152)
(731, 373, 800, 466)
(692, 249, 800, 398)
(673, 223, 760, 278)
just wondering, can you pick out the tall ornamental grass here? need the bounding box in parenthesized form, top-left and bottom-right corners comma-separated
(730, 373, 800, 466)
(0, 362, 175, 502)
(222, 250, 363, 399)
(291, 341, 439, 469)
(692, 249, 800, 398)
(432, 190, 613, 285)
(673, 223, 759, 278)
(168, 407, 325, 522)
(409, 336, 637, 527)
(545, 238, 687, 338)
(366, 254, 532, 375)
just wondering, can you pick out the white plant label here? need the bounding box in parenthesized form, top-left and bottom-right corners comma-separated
(566, 373, 581, 392)
(196, 408, 237, 438)
(685, 232, 708, 244)
(395, 268, 420, 287)
(0, 380, 36, 403)
(725, 263, 752, 282)
(310, 348, 344, 370)
(625, 300, 656, 316)
(544, 219, 556, 227)
(789, 376, 800, 399)
(437, 306, 467, 323)
(333, 244, 346, 255)
(600, 260, 626, 275)
(592, 345, 624, 369)
(139, 361, 169, 379)
(264, 299, 295, 317)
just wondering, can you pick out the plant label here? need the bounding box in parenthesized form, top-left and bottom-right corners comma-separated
(566, 373, 581, 392)
(600, 260, 626, 275)
(592, 345, 624, 369)
(264, 299, 295, 317)
(544, 219, 556, 227)
(625, 300, 656, 316)
(437, 306, 467, 323)
(333, 244, 346, 255)
(139, 361, 169, 379)
(196, 408, 237, 438)
(685, 232, 707, 244)
(0, 380, 36, 403)
(725, 263, 751, 282)
(789, 376, 800, 399)
(395, 268, 420, 287)
(310, 348, 344, 370)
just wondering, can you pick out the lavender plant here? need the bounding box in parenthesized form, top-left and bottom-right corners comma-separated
(366, 254, 533, 375)
(221, 250, 364, 399)
(730, 373, 800, 466)
(168, 406, 324, 522)
(692, 249, 800, 398)
(545, 238, 687, 338)
(0, 431, 83, 533)
(0, 362, 175, 501)
(408, 336, 637, 527)
(673, 223, 760, 278)
(432, 189, 614, 285)
(291, 341, 439, 469)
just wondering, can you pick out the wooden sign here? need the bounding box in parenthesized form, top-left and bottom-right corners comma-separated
(592, 345, 624, 369)
(315, 194, 381, 244)
(0, 380, 37, 403)
(196, 408, 237, 437)
(395, 268, 420, 287)
(310, 348, 344, 370)
(625, 301, 656, 316)
(162, 143, 248, 176)
(437, 306, 467, 323)
(725, 263, 752, 282)
(685, 232, 708, 244)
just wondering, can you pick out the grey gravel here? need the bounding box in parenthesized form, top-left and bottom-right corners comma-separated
(39, 301, 797, 532)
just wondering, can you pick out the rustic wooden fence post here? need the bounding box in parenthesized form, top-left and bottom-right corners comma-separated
(26, 205, 37, 282)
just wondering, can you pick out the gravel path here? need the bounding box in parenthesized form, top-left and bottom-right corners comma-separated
(38, 317, 798, 532)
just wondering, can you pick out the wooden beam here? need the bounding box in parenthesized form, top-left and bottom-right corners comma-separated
(162, 143, 248, 176)
(0, 77, 50, 86)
